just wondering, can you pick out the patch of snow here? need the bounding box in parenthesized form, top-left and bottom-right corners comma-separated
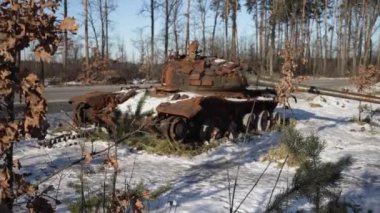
(12, 92, 380, 212)
(64, 81, 83, 86)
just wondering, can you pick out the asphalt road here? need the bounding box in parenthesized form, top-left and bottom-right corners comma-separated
(13, 78, 351, 114)
(14, 84, 127, 114)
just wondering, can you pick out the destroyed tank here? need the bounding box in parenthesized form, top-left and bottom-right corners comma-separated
(70, 41, 380, 144)
(150, 41, 281, 143)
(149, 41, 380, 143)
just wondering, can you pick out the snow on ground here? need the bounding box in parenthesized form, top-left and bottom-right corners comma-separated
(12, 92, 380, 212)
(117, 89, 201, 115)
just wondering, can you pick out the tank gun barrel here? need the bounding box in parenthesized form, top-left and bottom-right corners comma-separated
(253, 77, 380, 105)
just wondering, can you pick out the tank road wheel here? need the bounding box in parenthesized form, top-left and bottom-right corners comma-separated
(199, 119, 220, 143)
(270, 112, 282, 128)
(168, 117, 188, 143)
(74, 103, 90, 125)
(242, 113, 256, 133)
(257, 110, 270, 132)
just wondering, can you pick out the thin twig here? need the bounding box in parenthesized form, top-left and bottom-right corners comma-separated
(230, 165, 240, 213)
(227, 167, 231, 209)
(36, 124, 145, 186)
(55, 172, 65, 200)
(265, 155, 289, 211)
(233, 160, 272, 213)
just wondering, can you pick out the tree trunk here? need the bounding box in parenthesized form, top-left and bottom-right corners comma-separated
(89, 2, 100, 51)
(224, 0, 229, 59)
(99, 0, 105, 58)
(185, 0, 190, 52)
(259, 0, 265, 73)
(363, 1, 379, 65)
(173, 0, 180, 54)
(211, 3, 219, 56)
(63, 0, 68, 82)
(255, 2, 259, 58)
(84, 0, 89, 69)
(164, 0, 169, 59)
(323, 0, 328, 76)
(105, 0, 109, 59)
(231, 0, 238, 61)
(347, 10, 352, 75)
(150, 0, 155, 79)
(269, 19, 275, 76)
(200, 0, 207, 55)
(301, 0, 306, 60)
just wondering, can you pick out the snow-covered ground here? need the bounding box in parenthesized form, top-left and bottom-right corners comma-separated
(12, 91, 380, 212)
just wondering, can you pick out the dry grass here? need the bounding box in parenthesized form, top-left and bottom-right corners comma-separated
(261, 143, 306, 167)
(125, 133, 220, 157)
(309, 103, 323, 108)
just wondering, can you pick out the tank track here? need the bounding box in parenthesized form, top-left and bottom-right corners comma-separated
(38, 129, 97, 148)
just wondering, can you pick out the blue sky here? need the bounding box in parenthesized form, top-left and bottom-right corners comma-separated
(65, 0, 255, 60)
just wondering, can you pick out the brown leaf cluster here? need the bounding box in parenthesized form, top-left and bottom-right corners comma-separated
(0, 0, 78, 62)
(276, 41, 297, 107)
(350, 65, 379, 93)
(78, 48, 112, 83)
(112, 189, 151, 213)
(0, 122, 19, 153)
(59, 17, 79, 33)
(27, 196, 55, 213)
(21, 73, 48, 139)
(0, 168, 11, 189)
(0, 69, 13, 96)
(14, 173, 38, 196)
(104, 156, 119, 169)
(0, 169, 37, 201)
(83, 151, 93, 164)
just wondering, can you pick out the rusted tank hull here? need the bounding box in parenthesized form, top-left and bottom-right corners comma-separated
(69, 90, 137, 128)
(152, 95, 278, 143)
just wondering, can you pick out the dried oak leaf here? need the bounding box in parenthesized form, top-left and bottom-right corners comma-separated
(104, 156, 118, 169)
(18, 183, 38, 195)
(59, 17, 79, 33)
(13, 159, 22, 170)
(34, 46, 52, 62)
(119, 198, 129, 209)
(0, 168, 10, 188)
(142, 190, 151, 199)
(24, 114, 41, 128)
(135, 199, 144, 211)
(1, 122, 19, 151)
(83, 151, 93, 164)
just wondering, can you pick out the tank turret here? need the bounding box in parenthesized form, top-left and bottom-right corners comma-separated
(157, 41, 249, 92)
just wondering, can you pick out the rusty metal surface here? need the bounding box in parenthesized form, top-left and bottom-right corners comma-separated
(69, 90, 137, 128)
(256, 77, 380, 104)
(156, 98, 203, 119)
(160, 48, 249, 92)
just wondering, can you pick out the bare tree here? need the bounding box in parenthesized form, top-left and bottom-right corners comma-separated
(163, 0, 178, 59)
(230, 0, 238, 60)
(105, 0, 109, 58)
(196, 0, 209, 54)
(185, 0, 191, 52)
(98, 0, 105, 58)
(210, 0, 222, 56)
(223, 0, 229, 59)
(151, 0, 155, 79)
(172, 0, 182, 54)
(89, 0, 100, 50)
(63, 0, 68, 80)
(84, 0, 90, 67)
